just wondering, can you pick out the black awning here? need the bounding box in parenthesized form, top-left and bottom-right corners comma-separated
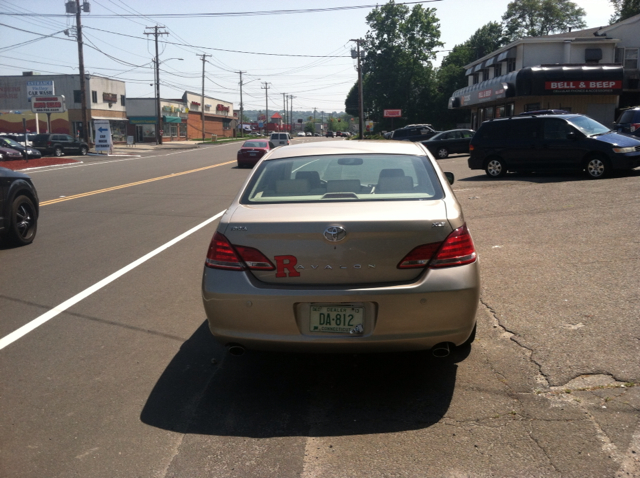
(449, 64, 623, 109)
(516, 64, 623, 96)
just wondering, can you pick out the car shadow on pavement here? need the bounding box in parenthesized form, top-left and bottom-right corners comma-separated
(460, 168, 640, 184)
(140, 321, 462, 438)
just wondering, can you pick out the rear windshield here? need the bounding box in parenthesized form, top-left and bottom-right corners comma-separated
(617, 110, 640, 123)
(241, 154, 444, 204)
(243, 141, 267, 148)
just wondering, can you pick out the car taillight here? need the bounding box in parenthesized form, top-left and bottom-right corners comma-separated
(397, 224, 477, 270)
(631, 123, 640, 132)
(205, 232, 274, 271)
(47, 141, 53, 147)
(397, 243, 442, 268)
(469, 145, 474, 151)
(430, 224, 477, 268)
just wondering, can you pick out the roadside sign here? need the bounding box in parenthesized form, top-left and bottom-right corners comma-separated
(384, 109, 402, 118)
(94, 119, 113, 154)
(31, 95, 66, 113)
(27, 80, 55, 97)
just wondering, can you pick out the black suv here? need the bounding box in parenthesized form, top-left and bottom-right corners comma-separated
(390, 124, 439, 142)
(0, 167, 39, 245)
(614, 107, 640, 138)
(469, 114, 640, 179)
(32, 134, 89, 157)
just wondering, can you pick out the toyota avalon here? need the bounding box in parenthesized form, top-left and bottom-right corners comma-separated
(202, 141, 480, 356)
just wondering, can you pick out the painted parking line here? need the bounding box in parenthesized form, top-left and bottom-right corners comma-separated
(0, 210, 225, 351)
(40, 160, 236, 206)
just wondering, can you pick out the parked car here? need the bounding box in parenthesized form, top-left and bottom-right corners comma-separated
(202, 140, 480, 356)
(0, 167, 39, 246)
(269, 132, 291, 147)
(237, 140, 275, 168)
(306, 132, 312, 136)
(326, 131, 336, 138)
(0, 147, 24, 161)
(31, 134, 89, 157)
(297, 132, 306, 137)
(421, 129, 475, 159)
(468, 114, 640, 179)
(390, 124, 440, 142)
(0, 137, 42, 159)
(614, 106, 640, 138)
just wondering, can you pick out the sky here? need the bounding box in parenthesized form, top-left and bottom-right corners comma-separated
(0, 0, 615, 115)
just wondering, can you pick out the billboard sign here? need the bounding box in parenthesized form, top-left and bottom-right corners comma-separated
(383, 109, 402, 118)
(26, 80, 55, 97)
(31, 95, 66, 113)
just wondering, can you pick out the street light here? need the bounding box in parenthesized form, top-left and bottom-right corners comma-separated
(154, 57, 183, 145)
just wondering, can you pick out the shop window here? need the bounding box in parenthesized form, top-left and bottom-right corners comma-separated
(625, 49, 638, 70)
(223, 119, 231, 130)
(91, 90, 98, 103)
(496, 106, 505, 118)
(525, 103, 541, 112)
(485, 106, 494, 120)
(120, 95, 126, 106)
(505, 103, 515, 117)
(73, 90, 81, 104)
(179, 123, 187, 136)
(507, 59, 516, 73)
(480, 69, 490, 81)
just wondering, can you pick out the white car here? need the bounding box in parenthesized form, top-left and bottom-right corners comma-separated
(297, 132, 306, 137)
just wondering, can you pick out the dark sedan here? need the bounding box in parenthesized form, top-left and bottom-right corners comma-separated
(421, 129, 475, 159)
(237, 140, 275, 168)
(0, 137, 42, 159)
(0, 167, 39, 246)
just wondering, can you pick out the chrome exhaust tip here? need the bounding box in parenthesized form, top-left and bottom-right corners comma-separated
(431, 342, 450, 358)
(226, 343, 246, 356)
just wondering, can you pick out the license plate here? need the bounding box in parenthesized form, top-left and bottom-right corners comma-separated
(309, 305, 363, 334)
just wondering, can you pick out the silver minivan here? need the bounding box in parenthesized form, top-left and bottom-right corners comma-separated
(270, 132, 291, 146)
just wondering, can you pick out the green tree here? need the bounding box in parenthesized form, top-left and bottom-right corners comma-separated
(502, 0, 586, 42)
(610, 0, 640, 23)
(360, 1, 443, 130)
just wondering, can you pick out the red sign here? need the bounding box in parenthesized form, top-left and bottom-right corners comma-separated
(216, 103, 230, 113)
(384, 109, 402, 118)
(31, 95, 66, 113)
(191, 101, 201, 106)
(545, 81, 622, 91)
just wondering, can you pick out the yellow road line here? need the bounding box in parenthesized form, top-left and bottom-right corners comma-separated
(40, 160, 236, 206)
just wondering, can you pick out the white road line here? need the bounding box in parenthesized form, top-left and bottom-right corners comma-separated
(0, 210, 225, 351)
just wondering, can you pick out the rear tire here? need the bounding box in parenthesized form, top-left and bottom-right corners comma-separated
(436, 147, 449, 159)
(54, 147, 63, 157)
(80, 146, 88, 156)
(485, 157, 507, 178)
(585, 155, 609, 179)
(8, 195, 37, 246)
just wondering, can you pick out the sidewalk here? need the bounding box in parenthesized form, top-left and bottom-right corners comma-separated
(110, 140, 201, 152)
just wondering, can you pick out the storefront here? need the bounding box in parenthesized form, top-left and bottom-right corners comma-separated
(449, 65, 624, 128)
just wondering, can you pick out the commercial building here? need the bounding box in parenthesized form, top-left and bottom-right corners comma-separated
(126, 98, 189, 142)
(0, 73, 127, 142)
(448, 14, 640, 128)
(182, 91, 234, 140)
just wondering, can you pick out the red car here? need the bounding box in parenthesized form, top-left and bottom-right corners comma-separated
(237, 140, 275, 168)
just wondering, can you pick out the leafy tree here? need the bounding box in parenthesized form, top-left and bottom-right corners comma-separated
(359, 1, 443, 130)
(502, 0, 586, 42)
(610, 0, 640, 23)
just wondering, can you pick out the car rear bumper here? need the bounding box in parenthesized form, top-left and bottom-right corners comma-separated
(202, 261, 480, 353)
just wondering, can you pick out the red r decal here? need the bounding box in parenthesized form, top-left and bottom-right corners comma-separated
(274, 255, 301, 277)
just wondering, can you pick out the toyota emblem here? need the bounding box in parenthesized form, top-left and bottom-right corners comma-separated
(323, 226, 347, 242)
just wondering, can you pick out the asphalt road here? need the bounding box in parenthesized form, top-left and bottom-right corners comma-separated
(1, 138, 639, 478)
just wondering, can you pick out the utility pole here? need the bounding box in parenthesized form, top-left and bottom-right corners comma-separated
(261, 82, 270, 134)
(198, 53, 211, 142)
(350, 39, 365, 139)
(71, 0, 89, 144)
(145, 26, 169, 145)
(237, 71, 247, 137)
(289, 95, 295, 133)
(282, 93, 287, 132)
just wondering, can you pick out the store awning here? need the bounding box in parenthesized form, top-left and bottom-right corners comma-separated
(162, 115, 182, 123)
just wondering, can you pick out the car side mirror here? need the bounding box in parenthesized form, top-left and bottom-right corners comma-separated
(444, 172, 455, 185)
